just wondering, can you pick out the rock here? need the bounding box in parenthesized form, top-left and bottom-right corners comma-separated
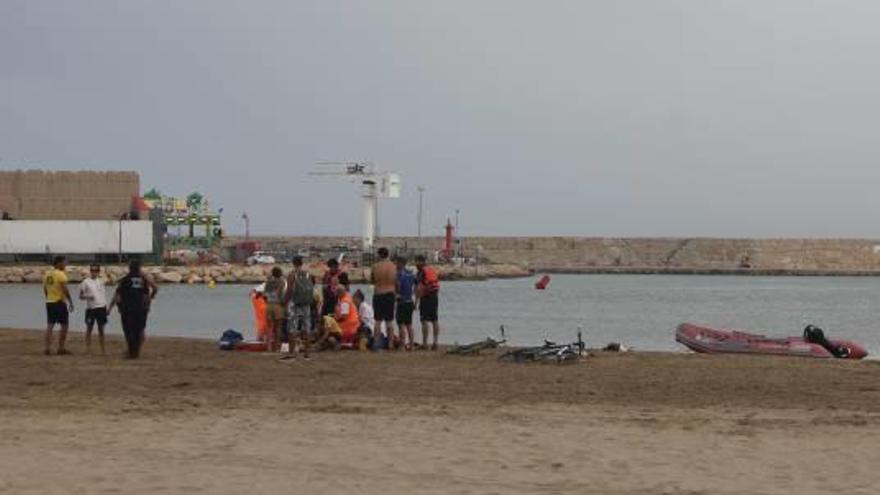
(23, 271, 43, 283)
(209, 266, 229, 279)
(144, 266, 163, 278)
(186, 274, 203, 284)
(156, 272, 183, 284)
(241, 273, 265, 283)
(240, 266, 268, 282)
(107, 266, 126, 280)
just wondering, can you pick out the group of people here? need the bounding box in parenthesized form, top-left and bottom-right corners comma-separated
(42, 256, 157, 359)
(41, 247, 441, 361)
(252, 248, 441, 359)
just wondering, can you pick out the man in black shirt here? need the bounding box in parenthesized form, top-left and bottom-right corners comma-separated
(108, 260, 158, 359)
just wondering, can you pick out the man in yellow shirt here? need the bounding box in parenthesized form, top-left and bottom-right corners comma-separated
(43, 256, 74, 355)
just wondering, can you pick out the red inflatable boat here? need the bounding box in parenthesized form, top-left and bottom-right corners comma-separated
(676, 323, 868, 359)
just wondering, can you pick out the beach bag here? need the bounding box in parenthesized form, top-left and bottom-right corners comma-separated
(371, 332, 387, 351)
(292, 270, 314, 306)
(218, 329, 244, 350)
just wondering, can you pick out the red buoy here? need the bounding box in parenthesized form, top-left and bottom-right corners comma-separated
(535, 275, 551, 290)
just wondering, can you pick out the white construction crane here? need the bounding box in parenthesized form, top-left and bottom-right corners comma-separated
(310, 161, 401, 251)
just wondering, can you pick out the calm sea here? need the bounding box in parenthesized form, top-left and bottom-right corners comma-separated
(2, 275, 879, 354)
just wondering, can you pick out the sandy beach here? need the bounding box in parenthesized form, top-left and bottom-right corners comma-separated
(2, 328, 880, 494)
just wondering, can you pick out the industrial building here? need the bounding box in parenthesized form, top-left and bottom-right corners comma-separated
(0, 170, 160, 262)
(0, 170, 140, 220)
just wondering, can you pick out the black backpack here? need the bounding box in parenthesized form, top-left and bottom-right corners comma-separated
(218, 329, 244, 350)
(291, 270, 315, 305)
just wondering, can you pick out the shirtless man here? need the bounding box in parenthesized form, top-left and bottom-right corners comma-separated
(371, 247, 399, 349)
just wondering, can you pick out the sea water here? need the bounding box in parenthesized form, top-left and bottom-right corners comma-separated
(2, 275, 879, 355)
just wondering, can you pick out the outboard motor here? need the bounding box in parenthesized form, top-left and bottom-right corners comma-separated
(803, 325, 850, 358)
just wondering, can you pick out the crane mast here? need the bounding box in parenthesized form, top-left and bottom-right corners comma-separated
(310, 161, 400, 251)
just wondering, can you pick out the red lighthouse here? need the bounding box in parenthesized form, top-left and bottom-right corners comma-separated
(443, 218, 455, 259)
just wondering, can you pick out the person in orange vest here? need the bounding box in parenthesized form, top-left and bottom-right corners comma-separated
(415, 254, 441, 350)
(316, 284, 360, 350)
(250, 286, 269, 342)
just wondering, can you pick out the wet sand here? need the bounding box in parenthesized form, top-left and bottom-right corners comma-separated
(2, 327, 880, 494)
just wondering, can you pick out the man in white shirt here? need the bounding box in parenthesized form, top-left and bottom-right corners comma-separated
(79, 264, 108, 355)
(352, 289, 376, 347)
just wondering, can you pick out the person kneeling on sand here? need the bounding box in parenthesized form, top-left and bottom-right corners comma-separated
(314, 285, 359, 350)
(312, 317, 342, 351)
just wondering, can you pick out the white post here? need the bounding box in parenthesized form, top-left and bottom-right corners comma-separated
(362, 180, 377, 251)
(417, 186, 425, 237)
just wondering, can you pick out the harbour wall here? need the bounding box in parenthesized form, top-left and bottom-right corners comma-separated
(232, 236, 880, 274)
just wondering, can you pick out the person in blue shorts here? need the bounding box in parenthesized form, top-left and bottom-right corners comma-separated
(395, 256, 417, 350)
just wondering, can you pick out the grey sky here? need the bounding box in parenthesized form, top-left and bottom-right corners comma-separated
(3, 1, 880, 237)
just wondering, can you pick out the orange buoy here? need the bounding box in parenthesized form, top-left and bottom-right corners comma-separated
(535, 275, 551, 290)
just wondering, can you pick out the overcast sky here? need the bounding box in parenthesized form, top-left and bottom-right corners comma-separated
(3, 1, 880, 237)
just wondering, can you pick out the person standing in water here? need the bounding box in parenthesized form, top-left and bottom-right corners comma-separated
(108, 260, 157, 359)
(415, 254, 441, 351)
(371, 247, 399, 349)
(79, 264, 109, 355)
(43, 256, 74, 355)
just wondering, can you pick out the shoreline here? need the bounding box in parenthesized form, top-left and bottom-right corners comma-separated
(3, 326, 877, 412)
(0, 262, 532, 285)
(8, 262, 880, 284)
(534, 265, 880, 276)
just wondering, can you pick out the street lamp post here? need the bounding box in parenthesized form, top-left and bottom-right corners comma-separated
(417, 186, 425, 237)
(117, 213, 124, 264)
(454, 209, 460, 258)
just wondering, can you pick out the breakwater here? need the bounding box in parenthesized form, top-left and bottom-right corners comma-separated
(0, 262, 529, 285)
(231, 236, 880, 275)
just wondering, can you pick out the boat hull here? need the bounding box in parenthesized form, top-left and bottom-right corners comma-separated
(676, 323, 867, 359)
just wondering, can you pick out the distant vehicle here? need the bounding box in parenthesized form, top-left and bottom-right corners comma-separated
(246, 251, 276, 265)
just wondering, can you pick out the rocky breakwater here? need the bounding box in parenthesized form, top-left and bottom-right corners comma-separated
(0, 263, 531, 285)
